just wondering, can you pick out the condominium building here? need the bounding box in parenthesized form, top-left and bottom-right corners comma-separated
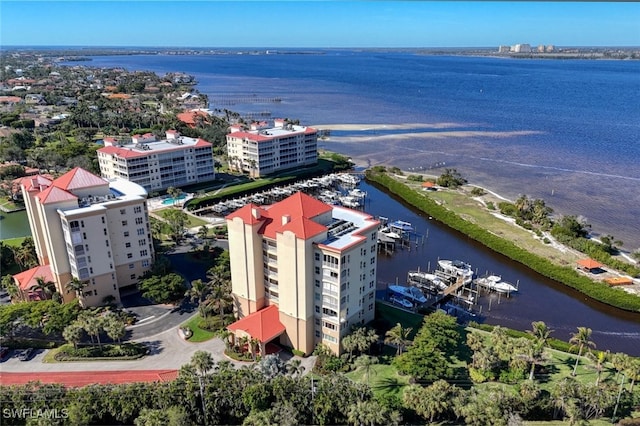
(226, 192, 379, 355)
(226, 119, 318, 177)
(97, 130, 215, 192)
(17, 167, 154, 307)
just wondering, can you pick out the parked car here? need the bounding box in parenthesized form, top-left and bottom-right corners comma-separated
(0, 346, 10, 361)
(18, 348, 34, 361)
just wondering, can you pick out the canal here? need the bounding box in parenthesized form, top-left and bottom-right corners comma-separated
(361, 180, 640, 356)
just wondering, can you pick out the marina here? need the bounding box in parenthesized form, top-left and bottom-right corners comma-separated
(193, 172, 640, 355)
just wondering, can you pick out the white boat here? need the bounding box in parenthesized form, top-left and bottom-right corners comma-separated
(339, 196, 361, 208)
(379, 226, 401, 239)
(389, 295, 414, 309)
(389, 285, 428, 304)
(407, 271, 447, 290)
(438, 259, 474, 278)
(389, 220, 414, 232)
(349, 188, 367, 198)
(476, 275, 518, 293)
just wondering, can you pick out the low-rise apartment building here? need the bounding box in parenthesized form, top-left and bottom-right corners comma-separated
(18, 167, 154, 306)
(226, 192, 379, 355)
(226, 119, 317, 177)
(97, 130, 215, 191)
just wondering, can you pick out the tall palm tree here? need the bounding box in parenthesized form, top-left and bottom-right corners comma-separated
(63, 323, 84, 350)
(65, 277, 88, 300)
(354, 355, 378, 387)
(104, 314, 126, 345)
(186, 279, 211, 318)
(586, 350, 608, 386)
(83, 316, 104, 349)
(384, 323, 413, 356)
(569, 327, 596, 376)
(528, 321, 553, 348)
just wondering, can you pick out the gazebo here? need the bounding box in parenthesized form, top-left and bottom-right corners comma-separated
(576, 258, 604, 273)
(12, 264, 53, 301)
(605, 277, 633, 286)
(227, 305, 286, 357)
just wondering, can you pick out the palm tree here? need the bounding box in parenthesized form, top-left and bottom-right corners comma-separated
(515, 338, 547, 381)
(191, 350, 214, 376)
(569, 327, 596, 376)
(384, 323, 413, 356)
(2, 275, 23, 302)
(286, 359, 305, 377)
(586, 350, 608, 386)
(354, 355, 378, 386)
(65, 277, 87, 298)
(104, 314, 126, 345)
(83, 316, 104, 349)
(186, 279, 211, 318)
(528, 321, 553, 348)
(63, 323, 84, 350)
(32, 276, 56, 300)
(198, 225, 209, 241)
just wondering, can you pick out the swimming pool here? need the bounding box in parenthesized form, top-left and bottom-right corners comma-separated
(162, 194, 187, 205)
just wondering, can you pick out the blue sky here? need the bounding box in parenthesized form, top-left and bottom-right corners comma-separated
(1, 1, 639, 48)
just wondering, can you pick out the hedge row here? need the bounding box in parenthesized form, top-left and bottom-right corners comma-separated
(366, 170, 640, 312)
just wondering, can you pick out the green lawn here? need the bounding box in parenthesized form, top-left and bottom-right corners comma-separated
(182, 314, 217, 342)
(345, 360, 411, 399)
(2, 236, 26, 247)
(156, 207, 208, 228)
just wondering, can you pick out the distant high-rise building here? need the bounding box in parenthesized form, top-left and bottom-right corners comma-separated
(498, 45, 511, 53)
(226, 119, 318, 178)
(513, 44, 532, 53)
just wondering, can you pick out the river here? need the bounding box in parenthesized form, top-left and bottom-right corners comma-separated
(360, 179, 640, 356)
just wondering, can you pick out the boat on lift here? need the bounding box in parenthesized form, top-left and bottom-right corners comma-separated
(388, 285, 428, 304)
(475, 275, 518, 293)
(438, 259, 474, 279)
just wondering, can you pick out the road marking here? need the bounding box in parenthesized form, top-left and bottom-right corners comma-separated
(137, 316, 156, 323)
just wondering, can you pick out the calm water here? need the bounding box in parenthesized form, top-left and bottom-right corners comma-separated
(0, 210, 31, 240)
(361, 180, 640, 356)
(83, 51, 640, 250)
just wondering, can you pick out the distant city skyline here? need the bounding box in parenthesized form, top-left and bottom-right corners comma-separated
(1, 1, 639, 48)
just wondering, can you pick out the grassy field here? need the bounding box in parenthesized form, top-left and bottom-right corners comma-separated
(345, 359, 411, 399)
(400, 177, 582, 267)
(155, 207, 209, 228)
(2, 236, 26, 247)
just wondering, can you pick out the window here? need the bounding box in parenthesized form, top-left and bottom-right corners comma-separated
(142, 260, 150, 267)
(103, 228, 107, 235)
(370, 257, 375, 265)
(129, 263, 135, 269)
(315, 306, 320, 313)
(369, 292, 374, 299)
(81, 220, 84, 228)
(125, 242, 131, 248)
(140, 249, 148, 257)
(139, 239, 146, 246)
(120, 209, 126, 215)
(101, 217, 105, 224)
(371, 233, 376, 241)
(315, 279, 320, 288)
(137, 228, 145, 236)
(369, 303, 374, 311)
(122, 220, 128, 226)
(94, 290, 97, 296)
(315, 267, 320, 275)
(105, 240, 109, 247)
(89, 267, 93, 274)
(107, 251, 111, 258)
(130, 274, 136, 280)
(134, 206, 142, 214)
(127, 253, 133, 259)
(124, 231, 129, 237)
(135, 217, 143, 225)
(109, 263, 113, 269)
(82, 232, 86, 239)
(315, 253, 320, 261)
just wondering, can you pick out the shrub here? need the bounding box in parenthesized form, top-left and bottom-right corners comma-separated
(407, 174, 424, 182)
(470, 187, 486, 196)
(498, 202, 517, 216)
(292, 349, 305, 357)
(543, 238, 550, 244)
(486, 201, 495, 210)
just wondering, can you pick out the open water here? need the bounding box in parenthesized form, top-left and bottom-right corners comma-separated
(73, 51, 640, 353)
(85, 50, 640, 250)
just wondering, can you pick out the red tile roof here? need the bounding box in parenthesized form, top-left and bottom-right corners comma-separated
(13, 265, 53, 291)
(98, 145, 149, 159)
(52, 167, 107, 191)
(226, 192, 332, 240)
(18, 174, 53, 192)
(177, 111, 209, 127)
(577, 258, 603, 269)
(421, 181, 436, 188)
(37, 185, 78, 205)
(227, 305, 285, 343)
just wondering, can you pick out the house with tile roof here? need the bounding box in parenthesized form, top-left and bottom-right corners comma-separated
(226, 191, 379, 355)
(20, 167, 154, 307)
(97, 130, 215, 192)
(226, 119, 317, 178)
